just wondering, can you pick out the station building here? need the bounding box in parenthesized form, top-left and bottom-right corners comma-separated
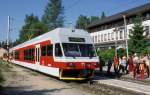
(87, 3, 150, 49)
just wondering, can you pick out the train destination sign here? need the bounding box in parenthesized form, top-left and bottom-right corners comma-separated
(69, 37, 85, 42)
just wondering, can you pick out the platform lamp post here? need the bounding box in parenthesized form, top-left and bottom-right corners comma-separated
(123, 15, 129, 58)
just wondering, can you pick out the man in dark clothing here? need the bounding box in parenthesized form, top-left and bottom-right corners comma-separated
(107, 58, 112, 74)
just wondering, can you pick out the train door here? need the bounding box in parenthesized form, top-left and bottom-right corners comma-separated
(35, 44, 40, 68)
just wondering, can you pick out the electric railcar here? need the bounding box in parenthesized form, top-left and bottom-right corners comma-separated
(10, 28, 99, 80)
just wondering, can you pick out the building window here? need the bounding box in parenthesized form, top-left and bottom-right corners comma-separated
(95, 36, 97, 43)
(128, 29, 132, 36)
(92, 36, 94, 43)
(101, 34, 103, 42)
(104, 34, 107, 41)
(146, 13, 150, 20)
(108, 33, 111, 41)
(120, 31, 123, 39)
(111, 32, 114, 40)
(98, 35, 101, 42)
(116, 31, 118, 40)
(145, 26, 150, 36)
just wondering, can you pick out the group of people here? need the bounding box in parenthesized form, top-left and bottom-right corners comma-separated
(107, 54, 150, 80)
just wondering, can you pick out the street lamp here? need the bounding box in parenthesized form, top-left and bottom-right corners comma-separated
(123, 15, 129, 58)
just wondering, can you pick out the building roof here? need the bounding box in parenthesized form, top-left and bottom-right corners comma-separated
(87, 3, 150, 28)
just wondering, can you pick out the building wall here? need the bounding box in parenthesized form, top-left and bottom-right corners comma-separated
(90, 20, 150, 49)
(0, 48, 7, 58)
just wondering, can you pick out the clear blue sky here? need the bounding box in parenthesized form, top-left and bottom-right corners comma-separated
(0, 0, 149, 42)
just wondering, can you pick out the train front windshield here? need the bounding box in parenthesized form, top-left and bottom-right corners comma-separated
(62, 43, 96, 57)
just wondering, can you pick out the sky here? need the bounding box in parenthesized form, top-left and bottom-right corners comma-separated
(0, 0, 149, 42)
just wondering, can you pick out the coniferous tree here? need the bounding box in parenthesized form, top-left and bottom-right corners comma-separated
(75, 15, 90, 30)
(19, 14, 39, 43)
(18, 14, 48, 44)
(90, 16, 100, 23)
(128, 15, 145, 54)
(101, 11, 106, 19)
(42, 0, 64, 31)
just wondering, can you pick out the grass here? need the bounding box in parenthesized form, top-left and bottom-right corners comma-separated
(0, 60, 12, 86)
(0, 62, 5, 85)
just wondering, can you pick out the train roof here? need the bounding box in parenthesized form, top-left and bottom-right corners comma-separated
(10, 28, 91, 50)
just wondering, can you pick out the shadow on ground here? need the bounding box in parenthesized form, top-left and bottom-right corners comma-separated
(0, 86, 69, 95)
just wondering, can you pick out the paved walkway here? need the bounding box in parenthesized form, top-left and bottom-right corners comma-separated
(94, 76, 150, 95)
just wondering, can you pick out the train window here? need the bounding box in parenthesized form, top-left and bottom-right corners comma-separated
(24, 50, 26, 60)
(47, 45, 53, 56)
(55, 43, 62, 57)
(29, 49, 31, 60)
(31, 48, 34, 61)
(15, 51, 19, 59)
(41, 46, 46, 56)
(23, 48, 34, 61)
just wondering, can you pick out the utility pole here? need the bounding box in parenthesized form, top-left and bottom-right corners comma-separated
(7, 16, 10, 61)
(123, 15, 129, 58)
(7, 16, 10, 52)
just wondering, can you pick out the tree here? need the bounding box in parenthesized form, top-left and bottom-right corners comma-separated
(19, 14, 39, 43)
(30, 22, 48, 37)
(90, 16, 100, 23)
(18, 14, 48, 44)
(128, 15, 145, 54)
(75, 15, 90, 30)
(42, 0, 64, 31)
(0, 41, 7, 49)
(100, 11, 106, 19)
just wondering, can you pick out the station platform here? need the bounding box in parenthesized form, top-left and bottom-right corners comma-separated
(94, 66, 150, 94)
(94, 75, 150, 94)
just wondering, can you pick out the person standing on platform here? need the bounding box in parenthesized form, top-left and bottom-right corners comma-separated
(114, 55, 119, 74)
(128, 55, 133, 76)
(118, 56, 126, 74)
(140, 55, 145, 80)
(107, 58, 113, 74)
(133, 53, 139, 79)
(144, 55, 150, 78)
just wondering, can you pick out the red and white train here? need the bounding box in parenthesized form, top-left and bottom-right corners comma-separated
(10, 28, 99, 80)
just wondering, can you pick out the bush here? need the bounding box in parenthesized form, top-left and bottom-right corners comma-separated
(97, 48, 115, 64)
(143, 46, 150, 55)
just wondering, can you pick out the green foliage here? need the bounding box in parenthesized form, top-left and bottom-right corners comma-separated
(17, 14, 48, 44)
(117, 48, 126, 57)
(75, 15, 90, 30)
(42, 0, 64, 31)
(75, 12, 106, 30)
(90, 16, 100, 23)
(97, 48, 115, 61)
(18, 14, 40, 43)
(143, 46, 150, 55)
(0, 41, 7, 49)
(128, 15, 145, 55)
(30, 22, 48, 37)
